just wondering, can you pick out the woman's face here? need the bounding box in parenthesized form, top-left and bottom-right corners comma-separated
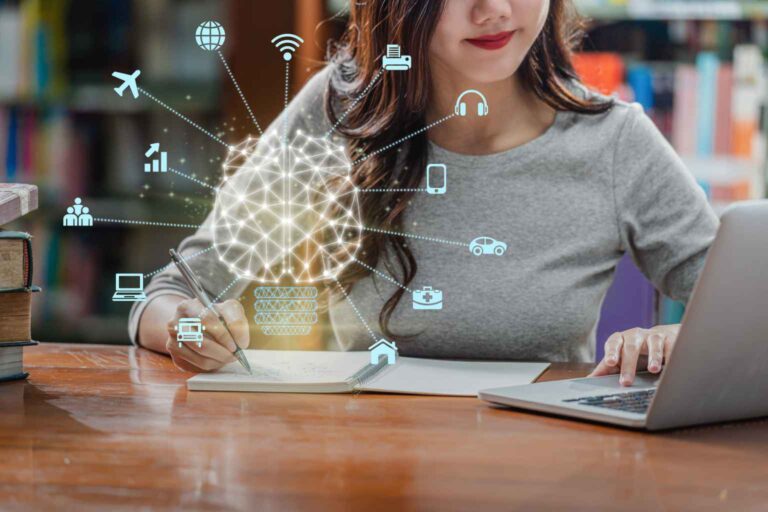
(429, 0, 550, 84)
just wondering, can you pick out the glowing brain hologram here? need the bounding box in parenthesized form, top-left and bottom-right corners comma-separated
(212, 130, 363, 284)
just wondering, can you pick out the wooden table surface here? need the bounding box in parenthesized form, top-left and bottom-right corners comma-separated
(1, 343, 767, 511)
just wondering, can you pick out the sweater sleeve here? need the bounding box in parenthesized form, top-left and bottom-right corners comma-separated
(127, 65, 335, 346)
(612, 103, 720, 305)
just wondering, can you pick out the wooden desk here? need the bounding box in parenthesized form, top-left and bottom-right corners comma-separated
(2, 344, 767, 511)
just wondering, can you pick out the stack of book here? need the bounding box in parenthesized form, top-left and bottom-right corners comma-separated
(0, 183, 39, 383)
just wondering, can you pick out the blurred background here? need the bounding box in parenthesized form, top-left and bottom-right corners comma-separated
(0, 0, 766, 353)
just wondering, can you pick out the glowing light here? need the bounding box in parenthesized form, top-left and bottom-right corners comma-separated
(214, 131, 362, 283)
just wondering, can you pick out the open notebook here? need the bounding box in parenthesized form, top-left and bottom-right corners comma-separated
(187, 350, 550, 396)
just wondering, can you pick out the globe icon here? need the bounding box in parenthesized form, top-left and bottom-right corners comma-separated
(195, 21, 226, 51)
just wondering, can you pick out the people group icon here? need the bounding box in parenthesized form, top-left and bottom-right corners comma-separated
(63, 197, 93, 227)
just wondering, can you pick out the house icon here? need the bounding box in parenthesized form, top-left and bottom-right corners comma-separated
(368, 339, 398, 365)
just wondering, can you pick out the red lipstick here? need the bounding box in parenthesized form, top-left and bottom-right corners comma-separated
(465, 31, 516, 50)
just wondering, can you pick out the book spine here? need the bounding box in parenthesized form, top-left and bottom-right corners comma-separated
(672, 66, 698, 156)
(696, 52, 719, 157)
(6, 108, 17, 181)
(714, 64, 733, 156)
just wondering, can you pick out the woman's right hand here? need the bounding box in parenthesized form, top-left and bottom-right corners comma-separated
(165, 298, 250, 373)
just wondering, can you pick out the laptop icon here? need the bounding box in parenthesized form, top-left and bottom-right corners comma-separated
(112, 273, 147, 302)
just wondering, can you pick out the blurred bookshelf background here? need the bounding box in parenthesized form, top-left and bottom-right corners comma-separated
(0, 0, 332, 344)
(0, 0, 766, 347)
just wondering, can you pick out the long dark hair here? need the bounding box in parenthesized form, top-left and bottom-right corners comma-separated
(326, 0, 613, 341)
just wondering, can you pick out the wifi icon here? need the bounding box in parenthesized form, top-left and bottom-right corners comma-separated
(271, 33, 305, 62)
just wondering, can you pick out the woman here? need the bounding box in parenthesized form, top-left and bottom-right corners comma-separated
(130, 0, 718, 386)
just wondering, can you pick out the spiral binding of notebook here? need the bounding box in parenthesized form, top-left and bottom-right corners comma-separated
(345, 357, 390, 393)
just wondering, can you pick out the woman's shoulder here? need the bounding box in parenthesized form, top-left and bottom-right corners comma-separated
(563, 80, 649, 137)
(552, 81, 674, 175)
(281, 64, 336, 137)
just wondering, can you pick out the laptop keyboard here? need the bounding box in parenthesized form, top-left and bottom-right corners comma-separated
(563, 389, 656, 414)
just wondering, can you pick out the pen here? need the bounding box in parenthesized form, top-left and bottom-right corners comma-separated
(169, 249, 252, 375)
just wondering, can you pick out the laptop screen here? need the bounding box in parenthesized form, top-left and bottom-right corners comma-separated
(116, 274, 143, 291)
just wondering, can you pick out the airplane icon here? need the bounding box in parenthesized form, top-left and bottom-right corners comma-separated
(112, 69, 141, 99)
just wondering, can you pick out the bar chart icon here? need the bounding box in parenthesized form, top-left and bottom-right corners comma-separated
(144, 143, 168, 173)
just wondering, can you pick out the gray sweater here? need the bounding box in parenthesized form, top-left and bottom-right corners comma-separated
(129, 67, 719, 362)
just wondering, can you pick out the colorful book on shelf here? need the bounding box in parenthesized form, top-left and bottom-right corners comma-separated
(4, 109, 18, 181)
(714, 64, 733, 156)
(0, 6, 21, 100)
(572, 52, 625, 96)
(627, 65, 654, 110)
(695, 52, 719, 158)
(731, 45, 764, 160)
(672, 65, 698, 156)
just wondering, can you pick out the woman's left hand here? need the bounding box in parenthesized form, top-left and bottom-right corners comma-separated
(589, 324, 681, 386)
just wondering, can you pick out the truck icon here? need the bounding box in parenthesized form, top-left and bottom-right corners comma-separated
(175, 317, 205, 348)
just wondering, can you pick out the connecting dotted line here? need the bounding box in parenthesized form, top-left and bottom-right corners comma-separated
(168, 167, 218, 191)
(352, 257, 413, 293)
(353, 113, 457, 165)
(200, 276, 243, 318)
(139, 88, 231, 148)
(282, 62, 290, 144)
(360, 225, 470, 247)
(94, 218, 202, 229)
(284, 62, 290, 111)
(218, 51, 263, 135)
(324, 69, 384, 138)
(333, 278, 378, 343)
(144, 245, 216, 278)
(359, 188, 426, 193)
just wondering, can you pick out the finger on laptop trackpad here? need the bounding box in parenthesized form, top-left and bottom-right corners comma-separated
(567, 373, 660, 392)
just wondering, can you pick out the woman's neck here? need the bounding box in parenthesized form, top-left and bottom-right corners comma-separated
(426, 67, 557, 156)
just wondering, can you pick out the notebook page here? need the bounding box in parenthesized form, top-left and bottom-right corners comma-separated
(187, 350, 370, 392)
(363, 357, 550, 396)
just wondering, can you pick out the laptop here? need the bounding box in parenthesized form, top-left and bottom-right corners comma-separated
(479, 200, 768, 430)
(112, 273, 147, 302)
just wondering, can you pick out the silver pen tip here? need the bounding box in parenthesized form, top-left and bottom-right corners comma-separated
(235, 349, 252, 375)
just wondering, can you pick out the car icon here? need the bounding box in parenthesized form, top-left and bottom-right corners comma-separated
(469, 237, 507, 256)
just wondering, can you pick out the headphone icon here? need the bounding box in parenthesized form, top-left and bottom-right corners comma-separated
(454, 89, 489, 117)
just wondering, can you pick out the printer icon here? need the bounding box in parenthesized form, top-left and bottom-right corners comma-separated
(412, 286, 443, 310)
(382, 44, 412, 71)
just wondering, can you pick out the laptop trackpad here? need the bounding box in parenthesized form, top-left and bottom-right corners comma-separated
(566, 372, 660, 393)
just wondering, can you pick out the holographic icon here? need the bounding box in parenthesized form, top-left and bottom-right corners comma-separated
(412, 286, 443, 310)
(62, 207, 77, 227)
(112, 70, 141, 99)
(369, 339, 398, 366)
(382, 44, 412, 71)
(196, 21, 226, 51)
(144, 143, 168, 173)
(271, 33, 304, 62)
(112, 273, 147, 302)
(212, 130, 363, 283)
(426, 164, 446, 195)
(175, 317, 205, 348)
(253, 286, 318, 336)
(63, 198, 93, 227)
(455, 89, 489, 117)
(469, 237, 507, 256)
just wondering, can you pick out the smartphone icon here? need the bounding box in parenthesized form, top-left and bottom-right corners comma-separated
(426, 164, 447, 195)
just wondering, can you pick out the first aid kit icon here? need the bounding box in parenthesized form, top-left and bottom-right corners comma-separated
(412, 286, 443, 310)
